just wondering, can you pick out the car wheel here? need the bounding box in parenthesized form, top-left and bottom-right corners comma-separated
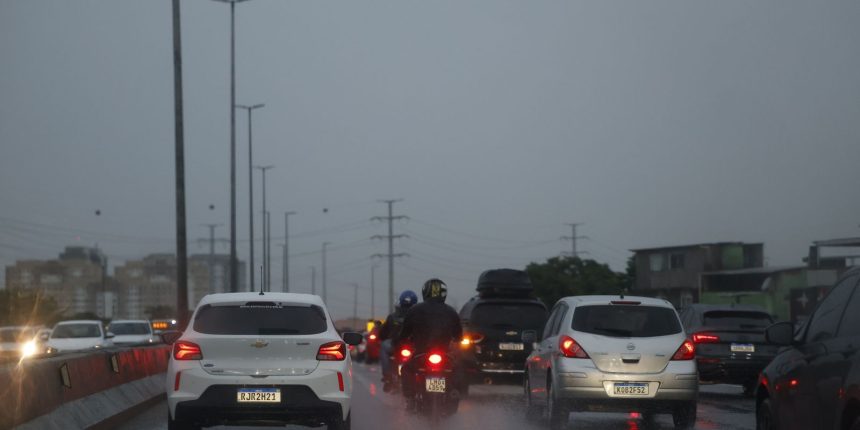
(524, 373, 543, 421)
(328, 412, 351, 430)
(167, 411, 200, 430)
(672, 401, 696, 429)
(545, 379, 568, 430)
(756, 398, 776, 430)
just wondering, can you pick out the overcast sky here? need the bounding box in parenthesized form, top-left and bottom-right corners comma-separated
(2, 1, 859, 319)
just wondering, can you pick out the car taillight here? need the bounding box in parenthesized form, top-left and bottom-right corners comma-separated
(559, 335, 589, 358)
(369, 334, 377, 341)
(672, 340, 696, 360)
(460, 332, 485, 347)
(173, 341, 202, 360)
(692, 333, 720, 344)
(317, 341, 346, 361)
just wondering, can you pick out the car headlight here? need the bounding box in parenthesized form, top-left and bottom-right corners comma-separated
(20, 341, 38, 358)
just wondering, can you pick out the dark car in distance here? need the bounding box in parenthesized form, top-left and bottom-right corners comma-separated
(458, 269, 548, 384)
(756, 267, 860, 430)
(679, 304, 779, 395)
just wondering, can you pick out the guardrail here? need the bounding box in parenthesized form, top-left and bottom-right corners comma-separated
(0, 345, 170, 430)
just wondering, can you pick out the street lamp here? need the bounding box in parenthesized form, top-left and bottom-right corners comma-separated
(210, 0, 252, 292)
(283, 211, 296, 292)
(254, 165, 274, 291)
(236, 103, 264, 292)
(322, 242, 331, 303)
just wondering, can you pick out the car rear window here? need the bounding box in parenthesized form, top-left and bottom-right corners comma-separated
(572, 305, 682, 338)
(109, 323, 151, 335)
(703, 311, 773, 329)
(52, 324, 102, 338)
(471, 303, 547, 331)
(193, 302, 328, 335)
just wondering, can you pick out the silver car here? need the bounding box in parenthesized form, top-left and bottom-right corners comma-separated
(524, 295, 698, 429)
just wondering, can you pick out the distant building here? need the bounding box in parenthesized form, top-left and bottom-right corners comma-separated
(4, 246, 116, 318)
(630, 242, 765, 307)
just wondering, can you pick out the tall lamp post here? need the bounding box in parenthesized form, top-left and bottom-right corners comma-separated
(211, 0, 251, 292)
(236, 103, 264, 291)
(321, 242, 331, 303)
(254, 165, 274, 290)
(283, 211, 296, 292)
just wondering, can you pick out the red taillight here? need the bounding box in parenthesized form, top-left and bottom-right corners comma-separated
(559, 335, 589, 358)
(400, 348, 412, 359)
(692, 333, 720, 344)
(428, 353, 443, 365)
(672, 340, 696, 360)
(174, 371, 182, 391)
(369, 334, 377, 341)
(317, 341, 346, 361)
(173, 341, 203, 360)
(337, 371, 345, 392)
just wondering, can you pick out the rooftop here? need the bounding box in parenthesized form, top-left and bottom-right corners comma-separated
(630, 242, 761, 253)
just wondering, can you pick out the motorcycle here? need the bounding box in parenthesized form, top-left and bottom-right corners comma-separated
(401, 347, 462, 423)
(382, 343, 413, 393)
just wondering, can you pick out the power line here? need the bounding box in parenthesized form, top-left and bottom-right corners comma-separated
(371, 199, 408, 314)
(561, 223, 588, 257)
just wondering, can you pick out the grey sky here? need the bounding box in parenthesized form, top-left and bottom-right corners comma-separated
(2, 1, 859, 319)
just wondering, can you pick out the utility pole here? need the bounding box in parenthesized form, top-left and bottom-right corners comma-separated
(255, 165, 274, 290)
(561, 223, 588, 258)
(371, 199, 408, 314)
(266, 211, 271, 291)
(352, 283, 359, 328)
(235, 103, 264, 291)
(322, 242, 331, 303)
(283, 211, 296, 292)
(171, 0, 189, 325)
(201, 224, 221, 294)
(370, 262, 378, 319)
(310, 265, 317, 295)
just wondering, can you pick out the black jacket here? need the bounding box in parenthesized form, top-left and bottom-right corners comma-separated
(378, 307, 408, 343)
(399, 300, 462, 353)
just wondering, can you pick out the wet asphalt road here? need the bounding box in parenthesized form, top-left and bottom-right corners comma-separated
(117, 361, 755, 430)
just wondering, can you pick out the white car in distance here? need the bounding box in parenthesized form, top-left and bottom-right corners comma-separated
(165, 292, 363, 430)
(108, 320, 155, 345)
(46, 320, 114, 353)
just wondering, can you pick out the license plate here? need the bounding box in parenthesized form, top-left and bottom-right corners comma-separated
(425, 377, 446, 393)
(613, 383, 649, 396)
(731, 343, 755, 353)
(499, 342, 524, 351)
(237, 388, 281, 403)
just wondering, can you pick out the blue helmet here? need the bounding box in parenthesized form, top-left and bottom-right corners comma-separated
(399, 290, 418, 310)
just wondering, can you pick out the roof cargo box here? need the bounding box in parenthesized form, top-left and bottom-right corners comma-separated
(477, 269, 534, 298)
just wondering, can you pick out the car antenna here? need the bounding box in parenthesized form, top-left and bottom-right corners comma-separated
(259, 265, 265, 296)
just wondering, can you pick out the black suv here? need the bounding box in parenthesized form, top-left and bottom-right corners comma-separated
(756, 267, 860, 430)
(458, 269, 548, 384)
(679, 304, 778, 395)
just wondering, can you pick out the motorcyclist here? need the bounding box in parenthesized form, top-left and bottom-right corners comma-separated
(378, 290, 418, 390)
(398, 278, 463, 408)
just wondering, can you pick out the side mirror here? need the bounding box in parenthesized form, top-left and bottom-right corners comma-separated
(342, 332, 363, 346)
(105, 332, 116, 339)
(38, 333, 50, 342)
(765, 322, 795, 346)
(160, 330, 182, 345)
(522, 330, 537, 344)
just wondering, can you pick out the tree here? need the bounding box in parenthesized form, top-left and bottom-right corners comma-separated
(525, 256, 627, 308)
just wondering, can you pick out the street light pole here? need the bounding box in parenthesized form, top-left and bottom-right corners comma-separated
(322, 242, 331, 303)
(283, 211, 296, 292)
(211, 0, 251, 292)
(370, 263, 378, 320)
(236, 103, 264, 291)
(254, 165, 274, 291)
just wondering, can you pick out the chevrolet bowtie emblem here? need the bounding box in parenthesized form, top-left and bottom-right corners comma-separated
(506, 331, 518, 336)
(251, 340, 269, 348)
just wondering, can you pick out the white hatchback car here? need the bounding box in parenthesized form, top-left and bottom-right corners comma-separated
(524, 296, 698, 429)
(46, 320, 114, 353)
(166, 292, 362, 430)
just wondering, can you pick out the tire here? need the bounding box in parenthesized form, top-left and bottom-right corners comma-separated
(167, 411, 200, 430)
(756, 398, 776, 430)
(545, 379, 568, 430)
(328, 412, 351, 430)
(524, 373, 543, 421)
(672, 401, 696, 430)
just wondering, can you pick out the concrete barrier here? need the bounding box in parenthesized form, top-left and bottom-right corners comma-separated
(0, 345, 170, 430)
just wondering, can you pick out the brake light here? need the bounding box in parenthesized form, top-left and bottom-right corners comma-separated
(559, 335, 589, 358)
(672, 340, 696, 360)
(692, 333, 720, 344)
(317, 341, 346, 361)
(369, 334, 377, 341)
(400, 347, 412, 359)
(173, 341, 203, 360)
(428, 353, 443, 365)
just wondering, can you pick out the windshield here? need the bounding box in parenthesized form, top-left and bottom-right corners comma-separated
(703, 311, 773, 329)
(193, 304, 327, 335)
(471, 303, 547, 331)
(108, 322, 151, 335)
(51, 324, 102, 339)
(572, 305, 682, 338)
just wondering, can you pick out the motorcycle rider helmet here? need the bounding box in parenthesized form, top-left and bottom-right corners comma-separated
(399, 290, 418, 311)
(421, 278, 447, 302)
